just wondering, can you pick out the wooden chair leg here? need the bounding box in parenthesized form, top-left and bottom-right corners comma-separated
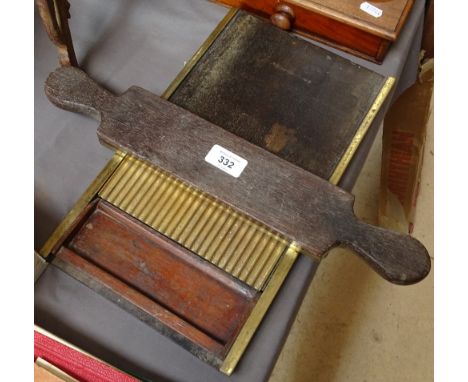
(36, 0, 78, 67)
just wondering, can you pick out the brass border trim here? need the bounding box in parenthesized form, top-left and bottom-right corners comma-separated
(161, 8, 239, 99)
(220, 244, 300, 375)
(329, 76, 395, 185)
(39, 151, 126, 258)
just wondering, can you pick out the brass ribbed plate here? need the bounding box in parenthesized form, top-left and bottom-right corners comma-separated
(98, 155, 290, 291)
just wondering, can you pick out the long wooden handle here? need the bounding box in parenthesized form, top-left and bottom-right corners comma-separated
(44, 67, 431, 285)
(336, 217, 431, 285)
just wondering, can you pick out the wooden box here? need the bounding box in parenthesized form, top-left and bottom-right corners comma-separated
(212, 0, 414, 62)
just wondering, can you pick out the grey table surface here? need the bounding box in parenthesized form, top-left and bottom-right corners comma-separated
(34, 1, 425, 381)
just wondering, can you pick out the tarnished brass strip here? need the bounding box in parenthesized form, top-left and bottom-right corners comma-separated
(198, 209, 230, 261)
(220, 244, 300, 375)
(99, 156, 288, 291)
(329, 76, 395, 185)
(247, 240, 285, 290)
(161, 8, 239, 100)
(39, 151, 126, 258)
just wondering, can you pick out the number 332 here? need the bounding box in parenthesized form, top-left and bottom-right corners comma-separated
(218, 156, 234, 168)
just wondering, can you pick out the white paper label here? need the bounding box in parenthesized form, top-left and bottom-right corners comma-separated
(360, 2, 383, 18)
(204, 144, 248, 178)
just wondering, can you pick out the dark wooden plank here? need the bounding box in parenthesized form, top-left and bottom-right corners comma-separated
(169, 12, 386, 179)
(44, 66, 430, 285)
(67, 200, 258, 345)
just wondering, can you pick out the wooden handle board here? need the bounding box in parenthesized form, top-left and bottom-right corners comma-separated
(45, 67, 430, 285)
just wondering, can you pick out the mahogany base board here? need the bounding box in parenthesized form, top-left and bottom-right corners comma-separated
(51, 200, 259, 368)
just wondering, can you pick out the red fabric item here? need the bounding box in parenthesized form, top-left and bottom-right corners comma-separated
(34, 330, 138, 382)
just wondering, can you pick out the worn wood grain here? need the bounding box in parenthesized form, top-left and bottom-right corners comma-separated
(69, 200, 258, 344)
(45, 66, 430, 285)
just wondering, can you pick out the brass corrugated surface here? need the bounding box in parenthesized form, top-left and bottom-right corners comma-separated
(99, 155, 290, 290)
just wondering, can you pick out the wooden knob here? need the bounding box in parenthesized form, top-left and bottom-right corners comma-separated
(270, 3, 295, 31)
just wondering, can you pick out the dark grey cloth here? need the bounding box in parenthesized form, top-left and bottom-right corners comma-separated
(34, 0, 425, 381)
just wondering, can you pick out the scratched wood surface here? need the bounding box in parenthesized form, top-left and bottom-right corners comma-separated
(208, 4, 413, 61)
(170, 12, 387, 179)
(53, 200, 258, 366)
(215, 0, 413, 38)
(45, 66, 430, 285)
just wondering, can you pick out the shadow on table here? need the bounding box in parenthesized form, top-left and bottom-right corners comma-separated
(35, 202, 61, 252)
(78, 0, 141, 70)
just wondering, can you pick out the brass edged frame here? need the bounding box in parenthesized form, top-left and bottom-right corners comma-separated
(162, 8, 238, 99)
(329, 76, 395, 185)
(38, 6, 394, 376)
(220, 244, 300, 375)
